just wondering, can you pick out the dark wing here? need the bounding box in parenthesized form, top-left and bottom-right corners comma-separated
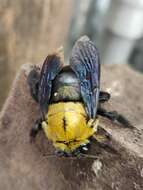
(38, 54, 63, 116)
(70, 36, 100, 119)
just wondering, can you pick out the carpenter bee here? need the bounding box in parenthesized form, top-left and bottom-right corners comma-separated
(28, 36, 132, 157)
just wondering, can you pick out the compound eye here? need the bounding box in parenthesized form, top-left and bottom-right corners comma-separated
(81, 146, 89, 154)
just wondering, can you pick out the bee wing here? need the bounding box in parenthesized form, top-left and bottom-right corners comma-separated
(70, 36, 100, 119)
(38, 54, 63, 116)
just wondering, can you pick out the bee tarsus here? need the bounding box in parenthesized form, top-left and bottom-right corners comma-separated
(30, 119, 42, 140)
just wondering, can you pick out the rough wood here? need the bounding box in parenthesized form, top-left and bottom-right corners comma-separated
(0, 64, 143, 190)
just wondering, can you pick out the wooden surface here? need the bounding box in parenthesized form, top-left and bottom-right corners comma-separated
(0, 64, 143, 190)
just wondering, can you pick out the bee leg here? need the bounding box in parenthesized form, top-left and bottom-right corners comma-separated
(93, 126, 111, 143)
(27, 68, 40, 102)
(99, 91, 111, 103)
(30, 119, 42, 141)
(92, 126, 118, 155)
(97, 107, 133, 128)
(87, 118, 99, 131)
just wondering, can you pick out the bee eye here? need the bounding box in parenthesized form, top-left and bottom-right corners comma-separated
(81, 146, 88, 154)
(54, 92, 58, 97)
(82, 146, 88, 151)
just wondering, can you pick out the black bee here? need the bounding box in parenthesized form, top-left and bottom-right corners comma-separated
(28, 36, 132, 157)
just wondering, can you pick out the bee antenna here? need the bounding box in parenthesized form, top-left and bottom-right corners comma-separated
(43, 154, 57, 158)
(80, 153, 100, 159)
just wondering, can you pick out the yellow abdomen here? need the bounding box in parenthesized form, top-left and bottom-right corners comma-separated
(42, 102, 98, 152)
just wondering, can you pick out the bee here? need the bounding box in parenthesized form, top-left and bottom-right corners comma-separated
(28, 36, 132, 157)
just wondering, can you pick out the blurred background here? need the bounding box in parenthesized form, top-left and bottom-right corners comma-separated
(0, 0, 143, 109)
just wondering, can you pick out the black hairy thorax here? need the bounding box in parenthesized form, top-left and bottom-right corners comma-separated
(50, 66, 81, 103)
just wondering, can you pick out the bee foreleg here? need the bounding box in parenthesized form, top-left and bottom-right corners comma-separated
(27, 67, 40, 102)
(99, 91, 111, 103)
(87, 118, 99, 131)
(93, 125, 111, 143)
(92, 126, 118, 155)
(97, 107, 133, 128)
(30, 118, 42, 140)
